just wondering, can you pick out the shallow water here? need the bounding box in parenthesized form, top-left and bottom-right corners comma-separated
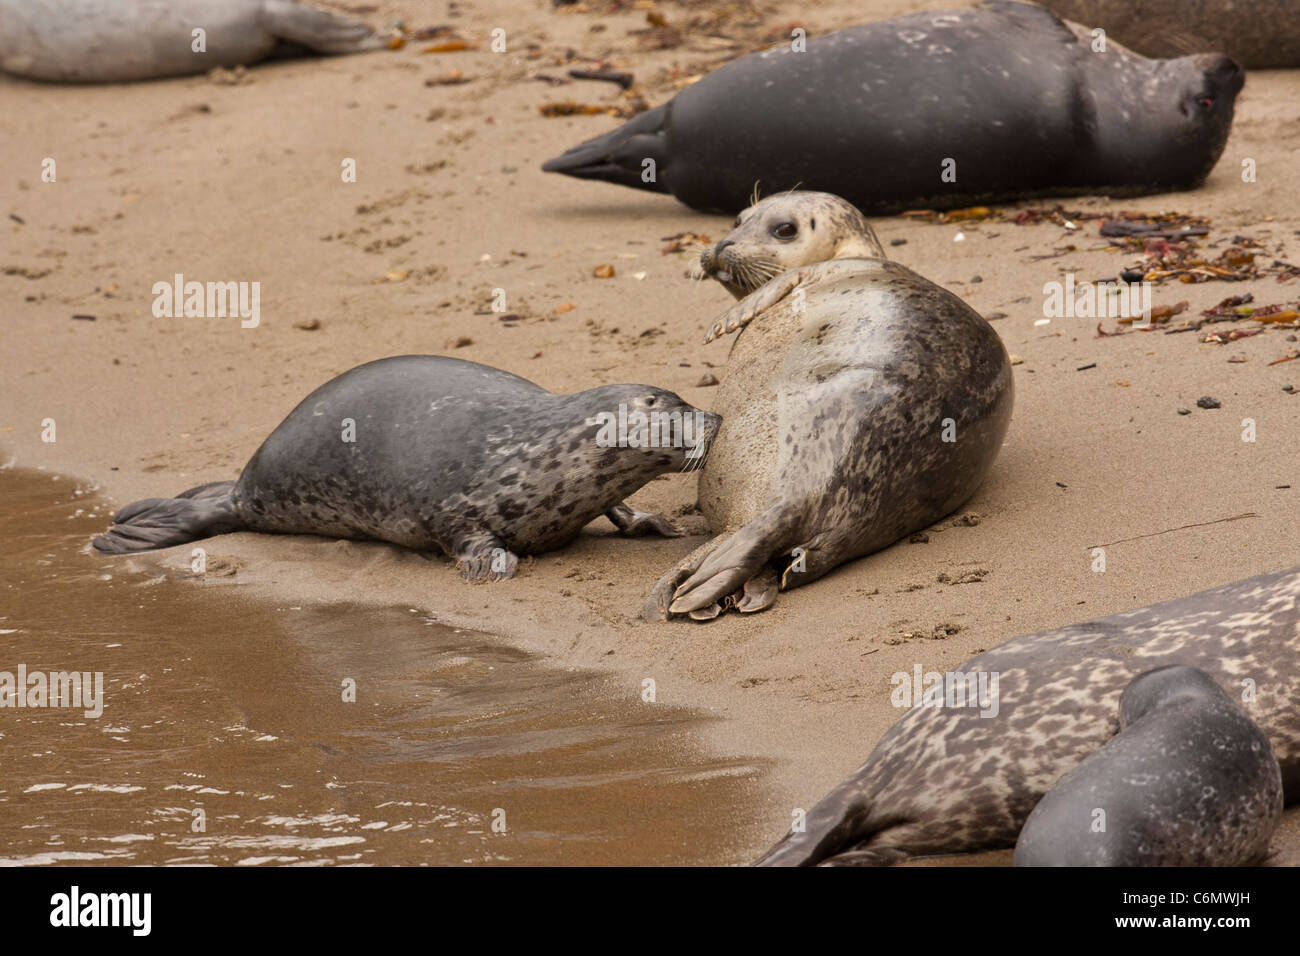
(0, 468, 766, 866)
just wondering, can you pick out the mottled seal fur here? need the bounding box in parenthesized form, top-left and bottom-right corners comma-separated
(1014, 666, 1284, 866)
(1043, 0, 1300, 68)
(94, 355, 719, 580)
(644, 192, 1013, 620)
(541, 1, 1243, 215)
(757, 569, 1300, 865)
(0, 0, 383, 83)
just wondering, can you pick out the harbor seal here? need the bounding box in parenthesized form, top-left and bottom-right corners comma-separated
(1014, 666, 1284, 866)
(93, 355, 719, 580)
(541, 1, 1243, 215)
(0, 0, 384, 83)
(644, 192, 1013, 620)
(756, 568, 1300, 865)
(1042, 0, 1300, 68)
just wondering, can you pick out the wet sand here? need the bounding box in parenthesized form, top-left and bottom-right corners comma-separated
(2, 0, 1300, 864)
(0, 470, 767, 865)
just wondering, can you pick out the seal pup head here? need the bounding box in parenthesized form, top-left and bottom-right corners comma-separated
(574, 385, 721, 475)
(696, 191, 885, 299)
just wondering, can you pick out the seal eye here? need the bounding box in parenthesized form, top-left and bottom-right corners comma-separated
(771, 221, 798, 241)
(646, 395, 657, 407)
(733, 216, 742, 227)
(1200, 96, 1214, 109)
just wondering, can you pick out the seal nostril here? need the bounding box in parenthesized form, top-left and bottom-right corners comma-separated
(714, 239, 735, 258)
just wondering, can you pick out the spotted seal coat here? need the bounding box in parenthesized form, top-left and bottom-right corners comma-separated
(1013, 665, 1284, 866)
(541, 0, 1244, 215)
(757, 570, 1300, 865)
(1042, 0, 1300, 68)
(644, 192, 1013, 620)
(0, 0, 383, 83)
(94, 355, 718, 580)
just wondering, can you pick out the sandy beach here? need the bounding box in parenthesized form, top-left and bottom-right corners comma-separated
(3, 0, 1299, 863)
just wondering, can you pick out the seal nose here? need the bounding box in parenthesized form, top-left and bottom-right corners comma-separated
(713, 238, 735, 259)
(1195, 53, 1244, 93)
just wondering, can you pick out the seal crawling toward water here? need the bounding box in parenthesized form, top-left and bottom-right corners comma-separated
(1014, 666, 1284, 866)
(541, 0, 1243, 215)
(94, 355, 718, 580)
(645, 192, 1013, 620)
(756, 569, 1300, 865)
(0, 0, 384, 83)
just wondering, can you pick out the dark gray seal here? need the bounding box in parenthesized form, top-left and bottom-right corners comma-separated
(0, 0, 384, 83)
(541, 1, 1243, 215)
(644, 192, 1013, 620)
(93, 355, 719, 580)
(1014, 666, 1284, 866)
(1043, 0, 1300, 68)
(757, 568, 1300, 865)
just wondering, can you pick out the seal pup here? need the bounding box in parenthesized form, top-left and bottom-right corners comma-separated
(94, 355, 719, 581)
(541, 1, 1243, 215)
(1042, 0, 1300, 68)
(644, 192, 1013, 620)
(0, 0, 384, 83)
(755, 568, 1300, 865)
(1014, 666, 1284, 866)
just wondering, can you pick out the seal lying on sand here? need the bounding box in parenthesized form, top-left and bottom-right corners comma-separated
(756, 569, 1300, 865)
(1042, 0, 1300, 68)
(542, 0, 1243, 215)
(0, 0, 383, 83)
(94, 355, 718, 580)
(644, 192, 1013, 620)
(1014, 666, 1284, 866)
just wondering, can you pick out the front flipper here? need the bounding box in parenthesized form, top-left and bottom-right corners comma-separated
(704, 260, 876, 343)
(452, 529, 519, 582)
(606, 502, 683, 538)
(259, 0, 385, 54)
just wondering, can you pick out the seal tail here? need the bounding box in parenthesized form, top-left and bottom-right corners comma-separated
(540, 105, 672, 193)
(92, 480, 243, 554)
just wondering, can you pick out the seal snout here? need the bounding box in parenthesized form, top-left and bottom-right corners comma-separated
(1195, 53, 1245, 96)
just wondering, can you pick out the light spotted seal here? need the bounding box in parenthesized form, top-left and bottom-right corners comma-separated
(757, 570, 1300, 865)
(541, 0, 1244, 215)
(1014, 666, 1284, 866)
(0, 0, 384, 83)
(644, 192, 1013, 620)
(93, 355, 719, 580)
(1042, 0, 1300, 68)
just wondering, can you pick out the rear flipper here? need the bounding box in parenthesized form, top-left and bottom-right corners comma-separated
(664, 505, 802, 619)
(92, 480, 242, 554)
(259, 0, 384, 54)
(540, 105, 672, 193)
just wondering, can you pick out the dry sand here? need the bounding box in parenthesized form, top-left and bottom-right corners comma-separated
(3, 0, 1299, 863)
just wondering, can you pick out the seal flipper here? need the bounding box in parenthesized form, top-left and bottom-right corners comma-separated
(540, 105, 673, 194)
(605, 502, 683, 538)
(451, 529, 519, 582)
(92, 480, 242, 554)
(667, 505, 798, 615)
(753, 774, 883, 866)
(258, 0, 383, 55)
